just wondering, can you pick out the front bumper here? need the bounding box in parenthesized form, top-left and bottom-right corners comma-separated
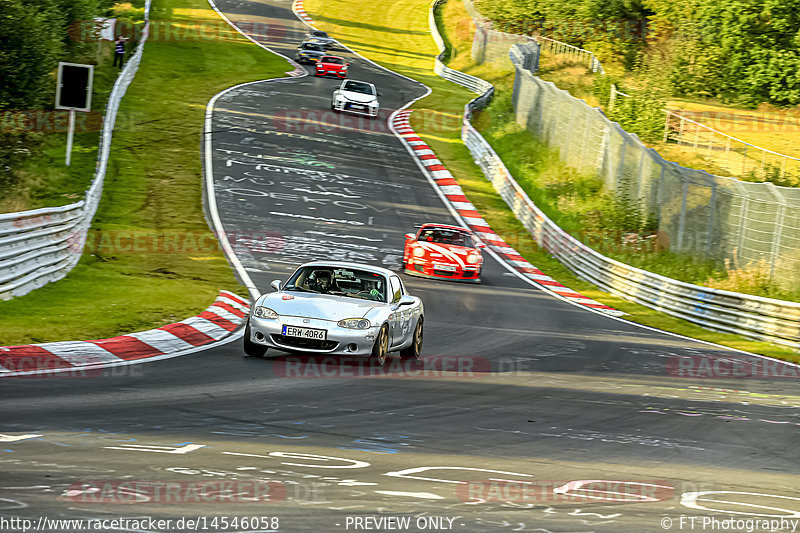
(248, 316, 378, 356)
(405, 260, 481, 282)
(333, 100, 378, 117)
(316, 68, 347, 78)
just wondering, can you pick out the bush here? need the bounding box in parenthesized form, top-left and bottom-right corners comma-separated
(608, 88, 666, 143)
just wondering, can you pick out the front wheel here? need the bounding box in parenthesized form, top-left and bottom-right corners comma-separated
(243, 323, 267, 358)
(371, 324, 389, 366)
(400, 318, 423, 359)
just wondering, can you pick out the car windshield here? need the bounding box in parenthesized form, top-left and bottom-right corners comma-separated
(418, 227, 475, 247)
(283, 266, 388, 302)
(342, 81, 374, 95)
(311, 31, 328, 38)
(322, 56, 344, 64)
(300, 43, 324, 51)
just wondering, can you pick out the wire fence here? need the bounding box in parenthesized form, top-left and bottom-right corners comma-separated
(663, 110, 800, 182)
(462, 0, 800, 287)
(443, 2, 800, 348)
(508, 44, 800, 289)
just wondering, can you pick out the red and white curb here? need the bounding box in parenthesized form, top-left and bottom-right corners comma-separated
(0, 290, 249, 377)
(293, 0, 314, 26)
(392, 111, 624, 316)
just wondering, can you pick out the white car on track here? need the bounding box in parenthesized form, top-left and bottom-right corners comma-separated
(331, 79, 380, 118)
(243, 262, 424, 366)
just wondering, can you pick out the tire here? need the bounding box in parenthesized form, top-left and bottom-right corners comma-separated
(242, 323, 268, 358)
(371, 324, 389, 366)
(400, 317, 423, 359)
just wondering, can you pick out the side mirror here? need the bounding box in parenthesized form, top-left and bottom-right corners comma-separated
(271, 280, 282, 291)
(405, 233, 415, 240)
(397, 295, 416, 307)
(476, 242, 486, 249)
(377, 92, 383, 96)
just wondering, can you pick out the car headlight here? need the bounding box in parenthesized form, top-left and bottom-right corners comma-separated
(412, 246, 425, 257)
(253, 306, 278, 319)
(466, 253, 480, 264)
(338, 318, 371, 329)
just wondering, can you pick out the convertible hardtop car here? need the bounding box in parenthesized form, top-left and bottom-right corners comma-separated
(403, 223, 485, 282)
(296, 41, 327, 63)
(244, 261, 424, 366)
(316, 55, 349, 78)
(304, 30, 335, 48)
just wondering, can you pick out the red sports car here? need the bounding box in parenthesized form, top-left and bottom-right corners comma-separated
(315, 55, 349, 78)
(403, 223, 485, 282)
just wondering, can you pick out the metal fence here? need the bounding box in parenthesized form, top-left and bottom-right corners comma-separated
(508, 44, 800, 290)
(0, 0, 152, 301)
(465, 0, 603, 74)
(664, 110, 800, 182)
(425, 0, 800, 348)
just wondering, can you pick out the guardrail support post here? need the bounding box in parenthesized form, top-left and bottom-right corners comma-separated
(676, 179, 689, 251)
(706, 184, 716, 255)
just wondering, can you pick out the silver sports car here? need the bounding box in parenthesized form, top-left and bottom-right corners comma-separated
(243, 262, 424, 365)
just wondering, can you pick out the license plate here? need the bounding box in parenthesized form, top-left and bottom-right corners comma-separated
(350, 104, 365, 109)
(433, 263, 457, 272)
(282, 325, 327, 340)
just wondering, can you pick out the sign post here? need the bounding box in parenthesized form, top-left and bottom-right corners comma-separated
(55, 62, 94, 167)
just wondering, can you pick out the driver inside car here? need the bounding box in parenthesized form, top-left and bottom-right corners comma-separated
(361, 278, 385, 301)
(312, 270, 337, 294)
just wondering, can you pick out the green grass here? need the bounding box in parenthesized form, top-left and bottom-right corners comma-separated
(303, 0, 800, 363)
(0, 46, 120, 213)
(0, 0, 289, 345)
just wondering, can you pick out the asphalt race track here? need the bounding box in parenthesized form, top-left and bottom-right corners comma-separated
(1, 1, 799, 532)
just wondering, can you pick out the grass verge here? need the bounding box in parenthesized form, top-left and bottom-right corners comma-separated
(0, 0, 288, 345)
(303, 0, 800, 363)
(0, 46, 120, 213)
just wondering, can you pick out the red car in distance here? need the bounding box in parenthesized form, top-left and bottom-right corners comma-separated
(316, 55, 349, 78)
(403, 223, 485, 283)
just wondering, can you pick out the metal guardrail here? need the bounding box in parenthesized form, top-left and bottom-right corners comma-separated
(427, 0, 800, 349)
(0, 1, 152, 301)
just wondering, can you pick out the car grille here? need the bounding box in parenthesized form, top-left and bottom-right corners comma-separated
(271, 335, 339, 351)
(433, 269, 455, 277)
